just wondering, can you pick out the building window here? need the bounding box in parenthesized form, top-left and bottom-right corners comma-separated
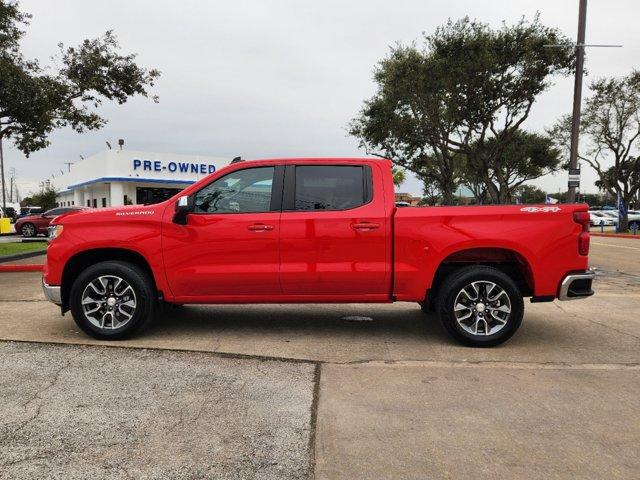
(136, 187, 183, 205)
(102, 198, 107, 208)
(71, 201, 74, 205)
(87, 200, 90, 207)
(92, 199, 97, 208)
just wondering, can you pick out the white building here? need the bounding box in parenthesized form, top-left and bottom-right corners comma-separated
(52, 150, 227, 208)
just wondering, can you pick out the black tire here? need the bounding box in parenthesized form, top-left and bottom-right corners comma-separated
(436, 266, 524, 347)
(69, 261, 156, 340)
(419, 297, 436, 314)
(21, 222, 36, 237)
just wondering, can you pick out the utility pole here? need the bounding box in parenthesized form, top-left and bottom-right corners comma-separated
(567, 0, 588, 203)
(547, 0, 621, 202)
(9, 168, 15, 203)
(0, 123, 5, 210)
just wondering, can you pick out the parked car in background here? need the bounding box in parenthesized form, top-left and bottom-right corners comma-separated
(17, 206, 44, 220)
(5, 207, 17, 223)
(589, 211, 615, 227)
(15, 206, 88, 237)
(628, 211, 640, 230)
(0, 206, 18, 223)
(599, 211, 619, 226)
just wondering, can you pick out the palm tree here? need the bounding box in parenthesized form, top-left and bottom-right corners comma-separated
(392, 167, 406, 187)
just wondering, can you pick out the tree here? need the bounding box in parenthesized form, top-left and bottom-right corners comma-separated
(391, 167, 406, 187)
(515, 184, 547, 204)
(350, 16, 573, 204)
(22, 186, 57, 211)
(549, 71, 640, 231)
(418, 182, 442, 206)
(462, 130, 561, 203)
(0, 1, 160, 157)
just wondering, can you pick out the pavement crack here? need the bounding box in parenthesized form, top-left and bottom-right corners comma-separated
(307, 362, 322, 480)
(10, 359, 71, 435)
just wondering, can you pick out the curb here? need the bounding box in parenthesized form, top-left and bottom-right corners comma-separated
(0, 250, 46, 264)
(591, 233, 640, 240)
(0, 264, 43, 272)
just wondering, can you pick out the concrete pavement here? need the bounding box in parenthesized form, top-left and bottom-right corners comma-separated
(316, 363, 639, 480)
(0, 238, 639, 479)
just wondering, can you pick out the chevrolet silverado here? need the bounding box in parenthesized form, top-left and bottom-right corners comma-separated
(43, 158, 594, 346)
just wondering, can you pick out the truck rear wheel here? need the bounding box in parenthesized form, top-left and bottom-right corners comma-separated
(69, 261, 156, 340)
(436, 266, 523, 347)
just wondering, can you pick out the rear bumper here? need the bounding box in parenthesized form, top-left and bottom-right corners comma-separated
(42, 277, 62, 305)
(558, 270, 595, 301)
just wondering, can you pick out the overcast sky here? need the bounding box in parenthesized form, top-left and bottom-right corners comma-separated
(5, 0, 639, 198)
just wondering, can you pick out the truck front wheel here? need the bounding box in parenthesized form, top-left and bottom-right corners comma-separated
(436, 266, 524, 347)
(69, 261, 156, 340)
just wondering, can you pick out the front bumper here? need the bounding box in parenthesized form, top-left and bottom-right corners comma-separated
(558, 269, 595, 301)
(42, 277, 62, 305)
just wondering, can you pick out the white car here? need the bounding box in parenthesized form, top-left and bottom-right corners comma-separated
(589, 211, 615, 226)
(600, 211, 620, 226)
(628, 211, 640, 230)
(593, 210, 640, 230)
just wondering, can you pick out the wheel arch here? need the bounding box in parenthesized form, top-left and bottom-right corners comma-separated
(61, 248, 158, 312)
(424, 247, 534, 310)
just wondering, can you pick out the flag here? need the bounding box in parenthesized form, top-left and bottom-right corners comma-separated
(545, 195, 558, 205)
(617, 193, 627, 217)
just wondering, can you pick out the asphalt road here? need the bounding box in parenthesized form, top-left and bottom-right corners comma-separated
(0, 342, 315, 480)
(0, 239, 639, 479)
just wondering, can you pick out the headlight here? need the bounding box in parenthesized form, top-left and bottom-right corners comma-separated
(48, 224, 64, 240)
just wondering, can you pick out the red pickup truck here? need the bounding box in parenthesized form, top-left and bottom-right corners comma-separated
(43, 158, 594, 347)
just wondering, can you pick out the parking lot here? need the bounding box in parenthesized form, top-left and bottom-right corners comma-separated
(0, 237, 639, 479)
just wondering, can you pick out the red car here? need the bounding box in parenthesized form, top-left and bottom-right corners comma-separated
(15, 206, 88, 237)
(42, 158, 594, 346)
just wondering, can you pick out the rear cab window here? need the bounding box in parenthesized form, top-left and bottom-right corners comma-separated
(287, 165, 372, 211)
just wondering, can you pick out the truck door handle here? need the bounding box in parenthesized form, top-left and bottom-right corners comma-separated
(351, 222, 380, 231)
(247, 223, 274, 232)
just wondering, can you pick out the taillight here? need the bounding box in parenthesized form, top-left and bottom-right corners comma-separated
(573, 211, 590, 256)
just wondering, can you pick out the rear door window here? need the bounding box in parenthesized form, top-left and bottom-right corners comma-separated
(293, 165, 369, 211)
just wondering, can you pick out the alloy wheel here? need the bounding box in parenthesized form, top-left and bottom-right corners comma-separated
(81, 275, 137, 330)
(453, 280, 511, 336)
(22, 224, 35, 236)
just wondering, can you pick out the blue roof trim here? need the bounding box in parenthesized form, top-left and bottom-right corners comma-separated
(64, 177, 196, 191)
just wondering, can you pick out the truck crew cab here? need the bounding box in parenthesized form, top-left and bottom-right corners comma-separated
(43, 158, 594, 347)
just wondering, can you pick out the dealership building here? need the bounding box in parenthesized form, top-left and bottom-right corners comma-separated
(52, 150, 227, 208)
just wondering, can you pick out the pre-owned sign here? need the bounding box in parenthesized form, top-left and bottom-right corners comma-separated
(133, 159, 216, 175)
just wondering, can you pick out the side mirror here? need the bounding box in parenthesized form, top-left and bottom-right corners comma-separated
(173, 195, 194, 225)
